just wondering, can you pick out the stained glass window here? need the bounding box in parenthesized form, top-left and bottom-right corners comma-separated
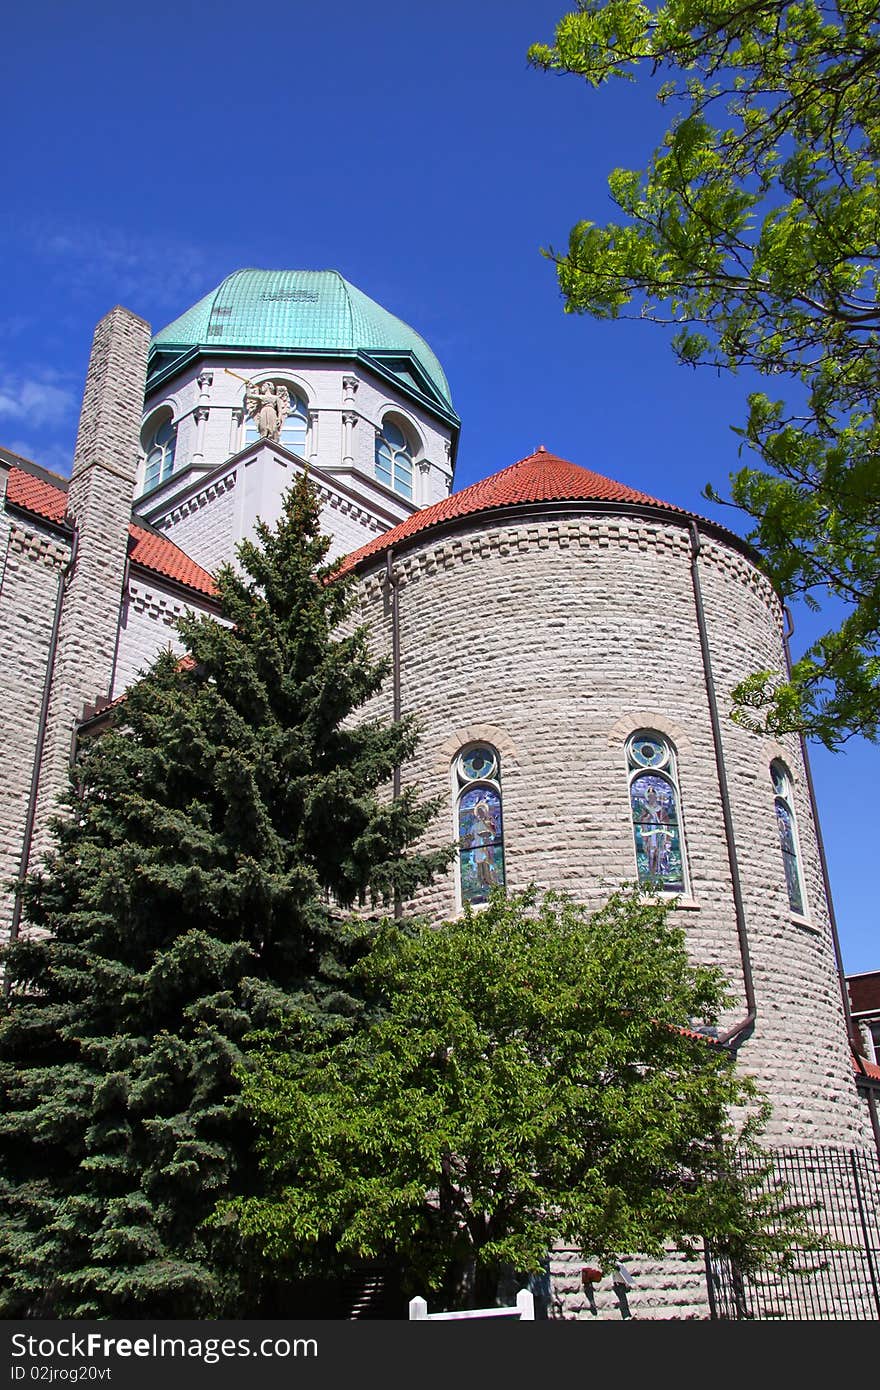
(626, 733, 687, 892)
(375, 419, 414, 499)
(142, 414, 176, 491)
(771, 761, 805, 914)
(456, 744, 505, 906)
(244, 382, 308, 454)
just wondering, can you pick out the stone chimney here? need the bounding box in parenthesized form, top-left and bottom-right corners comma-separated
(31, 305, 150, 858)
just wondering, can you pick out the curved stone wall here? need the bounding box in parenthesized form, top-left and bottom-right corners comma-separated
(354, 508, 871, 1154)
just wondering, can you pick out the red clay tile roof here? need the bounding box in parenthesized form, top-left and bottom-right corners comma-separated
(127, 524, 218, 599)
(854, 1055, 880, 1083)
(5, 465, 218, 602)
(339, 446, 683, 575)
(6, 465, 69, 525)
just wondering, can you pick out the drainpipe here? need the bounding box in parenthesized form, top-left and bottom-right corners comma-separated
(385, 549, 402, 919)
(688, 522, 756, 1047)
(781, 618, 880, 1155)
(5, 527, 79, 986)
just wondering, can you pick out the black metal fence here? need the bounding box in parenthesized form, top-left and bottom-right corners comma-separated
(706, 1146, 880, 1319)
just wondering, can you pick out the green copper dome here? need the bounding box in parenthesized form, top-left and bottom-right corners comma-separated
(150, 268, 453, 410)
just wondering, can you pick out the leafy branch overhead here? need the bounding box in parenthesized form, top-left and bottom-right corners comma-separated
(530, 0, 880, 747)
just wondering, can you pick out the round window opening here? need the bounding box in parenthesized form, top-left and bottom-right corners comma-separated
(459, 746, 497, 783)
(627, 735, 669, 770)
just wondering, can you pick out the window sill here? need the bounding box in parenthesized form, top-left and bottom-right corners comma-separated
(790, 912, 821, 935)
(639, 893, 700, 911)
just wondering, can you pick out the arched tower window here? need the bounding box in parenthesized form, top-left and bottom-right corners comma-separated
(771, 761, 805, 915)
(455, 744, 505, 906)
(375, 418, 415, 499)
(243, 381, 308, 454)
(142, 411, 177, 491)
(626, 732, 688, 893)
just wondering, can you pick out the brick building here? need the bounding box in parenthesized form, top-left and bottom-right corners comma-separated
(1, 270, 877, 1318)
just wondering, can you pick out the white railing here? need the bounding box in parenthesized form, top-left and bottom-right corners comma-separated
(408, 1289, 534, 1320)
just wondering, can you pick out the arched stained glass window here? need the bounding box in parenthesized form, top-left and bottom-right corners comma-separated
(142, 414, 176, 491)
(243, 381, 308, 455)
(456, 744, 505, 906)
(626, 732, 687, 893)
(375, 418, 414, 499)
(771, 761, 805, 915)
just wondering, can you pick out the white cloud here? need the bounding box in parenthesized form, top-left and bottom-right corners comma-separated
(28, 220, 219, 314)
(0, 373, 78, 428)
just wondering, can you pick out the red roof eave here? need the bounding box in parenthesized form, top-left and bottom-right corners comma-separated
(5, 466, 218, 603)
(338, 446, 699, 578)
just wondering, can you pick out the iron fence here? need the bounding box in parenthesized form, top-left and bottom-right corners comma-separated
(706, 1146, 880, 1319)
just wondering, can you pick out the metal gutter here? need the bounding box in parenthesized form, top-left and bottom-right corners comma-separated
(688, 521, 757, 1048)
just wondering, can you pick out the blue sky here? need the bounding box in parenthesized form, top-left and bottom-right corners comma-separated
(2, 0, 875, 971)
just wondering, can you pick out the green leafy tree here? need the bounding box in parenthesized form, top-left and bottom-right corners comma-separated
(529, 0, 880, 747)
(0, 475, 451, 1318)
(230, 888, 804, 1312)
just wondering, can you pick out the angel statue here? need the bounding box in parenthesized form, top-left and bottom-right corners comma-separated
(244, 380, 291, 443)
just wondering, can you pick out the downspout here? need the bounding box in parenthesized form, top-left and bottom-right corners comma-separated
(865, 1088, 880, 1158)
(781, 617, 880, 1156)
(5, 527, 79, 983)
(107, 555, 130, 703)
(688, 522, 756, 1047)
(385, 549, 402, 919)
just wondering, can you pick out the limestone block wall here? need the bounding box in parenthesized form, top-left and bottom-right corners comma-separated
(353, 510, 870, 1156)
(143, 453, 396, 575)
(112, 577, 219, 694)
(146, 470, 239, 575)
(0, 508, 71, 939)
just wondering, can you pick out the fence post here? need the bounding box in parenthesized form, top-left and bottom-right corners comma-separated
(408, 1296, 429, 1320)
(515, 1289, 535, 1320)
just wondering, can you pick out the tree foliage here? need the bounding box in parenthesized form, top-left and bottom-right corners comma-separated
(530, 0, 880, 747)
(0, 475, 452, 1318)
(230, 888, 805, 1312)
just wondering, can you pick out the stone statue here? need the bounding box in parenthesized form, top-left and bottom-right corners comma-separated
(245, 380, 291, 443)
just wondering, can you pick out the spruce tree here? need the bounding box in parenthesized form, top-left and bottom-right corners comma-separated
(0, 475, 451, 1318)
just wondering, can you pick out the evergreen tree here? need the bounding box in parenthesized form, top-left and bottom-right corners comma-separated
(0, 475, 451, 1318)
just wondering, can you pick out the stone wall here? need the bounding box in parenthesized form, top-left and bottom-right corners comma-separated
(143, 453, 398, 575)
(353, 508, 872, 1179)
(0, 502, 71, 939)
(113, 576, 218, 693)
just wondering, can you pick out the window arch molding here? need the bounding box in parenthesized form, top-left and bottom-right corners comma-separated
(139, 401, 180, 493)
(240, 374, 311, 455)
(625, 729, 690, 894)
(375, 409, 423, 501)
(452, 741, 506, 908)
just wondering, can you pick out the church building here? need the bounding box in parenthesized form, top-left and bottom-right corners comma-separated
(1, 270, 878, 1319)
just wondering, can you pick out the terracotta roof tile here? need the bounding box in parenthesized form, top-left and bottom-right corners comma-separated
(127, 523, 218, 599)
(5, 465, 217, 602)
(854, 1055, 880, 1082)
(5, 465, 69, 525)
(339, 446, 683, 575)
